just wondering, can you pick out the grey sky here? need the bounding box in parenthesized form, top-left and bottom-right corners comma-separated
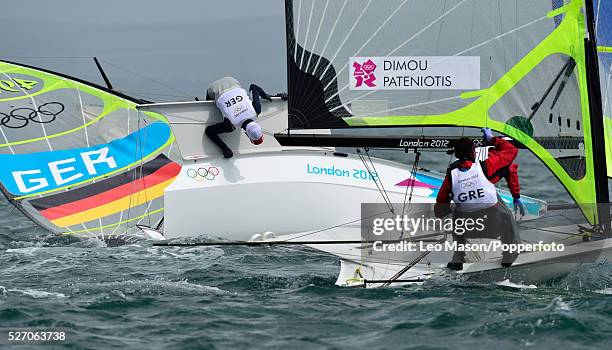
(1, 0, 287, 101)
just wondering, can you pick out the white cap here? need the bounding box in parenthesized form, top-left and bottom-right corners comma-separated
(245, 122, 264, 144)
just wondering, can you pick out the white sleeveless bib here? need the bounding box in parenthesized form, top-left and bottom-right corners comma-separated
(216, 87, 257, 127)
(450, 162, 498, 212)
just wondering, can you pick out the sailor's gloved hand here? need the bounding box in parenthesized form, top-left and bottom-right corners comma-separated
(513, 198, 526, 218)
(482, 128, 494, 144)
(277, 92, 289, 101)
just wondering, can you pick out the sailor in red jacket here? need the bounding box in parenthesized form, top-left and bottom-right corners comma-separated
(435, 128, 521, 270)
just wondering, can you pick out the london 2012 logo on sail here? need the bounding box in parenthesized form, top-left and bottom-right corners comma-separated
(352, 59, 377, 88)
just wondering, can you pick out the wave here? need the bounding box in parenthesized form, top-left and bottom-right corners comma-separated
(1, 286, 67, 299)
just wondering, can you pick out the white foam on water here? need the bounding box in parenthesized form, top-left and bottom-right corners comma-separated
(5, 247, 41, 255)
(593, 287, 612, 295)
(8, 288, 67, 299)
(92, 279, 228, 295)
(550, 296, 571, 311)
(495, 279, 537, 289)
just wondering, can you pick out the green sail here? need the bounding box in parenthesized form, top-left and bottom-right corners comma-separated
(0, 60, 181, 238)
(286, 0, 604, 223)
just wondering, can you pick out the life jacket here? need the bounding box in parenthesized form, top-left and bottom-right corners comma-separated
(450, 161, 498, 212)
(215, 87, 257, 128)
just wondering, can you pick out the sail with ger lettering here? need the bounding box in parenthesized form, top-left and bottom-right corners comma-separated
(0, 60, 181, 239)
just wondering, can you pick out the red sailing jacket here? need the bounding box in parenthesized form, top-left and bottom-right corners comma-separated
(435, 137, 520, 215)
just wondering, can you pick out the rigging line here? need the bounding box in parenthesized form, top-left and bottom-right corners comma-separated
(515, 0, 518, 64)
(157, 236, 443, 247)
(0, 71, 53, 151)
(0, 71, 15, 152)
(497, 0, 508, 73)
(318, 0, 374, 82)
(121, 91, 193, 98)
(79, 222, 96, 240)
(468, 0, 476, 47)
(126, 111, 142, 229)
(98, 58, 193, 98)
(365, 148, 394, 210)
(382, 236, 447, 287)
(518, 225, 593, 237)
(357, 148, 394, 213)
(275, 244, 340, 259)
(0, 125, 15, 154)
(401, 150, 422, 232)
(329, 11, 545, 108)
(323, 0, 411, 91)
(157, 240, 432, 267)
(108, 210, 125, 238)
(0, 56, 92, 59)
(311, 0, 348, 75)
(595, 0, 601, 36)
(139, 115, 150, 227)
(298, 0, 316, 69)
(305, 0, 330, 72)
(400, 165, 412, 231)
(485, 56, 493, 128)
(138, 200, 155, 226)
(284, 209, 392, 242)
(75, 87, 90, 147)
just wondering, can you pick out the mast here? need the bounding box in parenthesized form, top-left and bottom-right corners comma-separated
(93, 57, 114, 90)
(284, 0, 292, 135)
(584, 0, 611, 235)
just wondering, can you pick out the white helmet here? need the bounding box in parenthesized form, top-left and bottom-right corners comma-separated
(245, 122, 264, 145)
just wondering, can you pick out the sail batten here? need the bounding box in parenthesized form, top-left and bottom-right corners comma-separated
(0, 60, 181, 237)
(285, 0, 607, 224)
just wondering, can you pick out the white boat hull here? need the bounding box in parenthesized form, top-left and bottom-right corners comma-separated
(163, 150, 436, 240)
(335, 231, 612, 288)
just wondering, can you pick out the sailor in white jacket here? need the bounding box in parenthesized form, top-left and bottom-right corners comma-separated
(205, 77, 266, 158)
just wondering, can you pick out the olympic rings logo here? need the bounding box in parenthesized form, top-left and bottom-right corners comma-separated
(186, 167, 220, 181)
(460, 180, 477, 188)
(0, 102, 64, 129)
(363, 63, 376, 71)
(233, 104, 247, 114)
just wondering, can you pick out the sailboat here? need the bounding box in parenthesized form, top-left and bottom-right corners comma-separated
(268, 0, 612, 287)
(0, 0, 609, 286)
(147, 0, 612, 287)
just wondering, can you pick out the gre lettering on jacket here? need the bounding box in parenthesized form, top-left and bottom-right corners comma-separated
(450, 162, 497, 210)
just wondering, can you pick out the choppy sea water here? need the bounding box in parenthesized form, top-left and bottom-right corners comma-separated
(1, 150, 611, 349)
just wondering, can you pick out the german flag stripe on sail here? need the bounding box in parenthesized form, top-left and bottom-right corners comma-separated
(29, 154, 180, 228)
